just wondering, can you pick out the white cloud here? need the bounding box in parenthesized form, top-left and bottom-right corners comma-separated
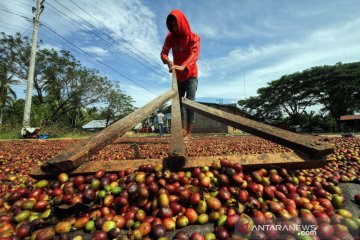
(39, 43, 62, 52)
(72, 0, 162, 62)
(197, 61, 212, 79)
(0, 1, 33, 35)
(3, 0, 360, 110)
(120, 83, 168, 108)
(192, 23, 218, 38)
(198, 17, 360, 102)
(81, 46, 109, 57)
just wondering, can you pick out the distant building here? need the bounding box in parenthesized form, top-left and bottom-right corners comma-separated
(340, 115, 360, 132)
(159, 102, 250, 134)
(340, 115, 360, 121)
(82, 120, 110, 131)
(132, 123, 143, 133)
(191, 102, 249, 134)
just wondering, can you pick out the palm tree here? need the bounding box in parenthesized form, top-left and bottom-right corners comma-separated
(0, 66, 19, 125)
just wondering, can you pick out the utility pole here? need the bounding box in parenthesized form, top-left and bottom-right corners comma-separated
(22, 0, 44, 130)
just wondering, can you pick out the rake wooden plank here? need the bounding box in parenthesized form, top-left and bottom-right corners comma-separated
(30, 151, 329, 178)
(170, 71, 186, 157)
(39, 89, 177, 174)
(182, 99, 334, 158)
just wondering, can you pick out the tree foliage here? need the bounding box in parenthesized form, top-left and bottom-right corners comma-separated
(99, 83, 136, 126)
(314, 63, 360, 120)
(0, 33, 26, 125)
(238, 62, 360, 131)
(0, 32, 136, 128)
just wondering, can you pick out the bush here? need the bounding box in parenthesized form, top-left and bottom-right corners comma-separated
(0, 124, 23, 139)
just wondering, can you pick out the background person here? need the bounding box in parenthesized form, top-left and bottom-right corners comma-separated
(156, 112, 166, 137)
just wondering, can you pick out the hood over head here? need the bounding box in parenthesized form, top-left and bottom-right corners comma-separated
(166, 9, 192, 37)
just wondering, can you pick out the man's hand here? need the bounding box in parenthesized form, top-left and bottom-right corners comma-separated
(166, 60, 174, 73)
(171, 65, 186, 72)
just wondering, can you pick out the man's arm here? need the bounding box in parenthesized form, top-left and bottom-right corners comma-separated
(182, 34, 200, 71)
(160, 34, 173, 72)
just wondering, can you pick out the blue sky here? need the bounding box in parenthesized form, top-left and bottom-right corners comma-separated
(1, 0, 360, 108)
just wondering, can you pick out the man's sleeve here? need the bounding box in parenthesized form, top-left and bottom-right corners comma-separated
(161, 34, 172, 63)
(183, 34, 200, 71)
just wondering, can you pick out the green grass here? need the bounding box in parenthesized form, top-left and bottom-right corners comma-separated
(0, 131, 92, 140)
(0, 132, 23, 140)
(0, 124, 93, 140)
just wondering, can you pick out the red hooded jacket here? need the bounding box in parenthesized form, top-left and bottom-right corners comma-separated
(161, 9, 200, 82)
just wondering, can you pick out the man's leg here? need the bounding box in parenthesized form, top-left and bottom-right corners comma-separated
(159, 123, 163, 137)
(186, 122, 193, 136)
(184, 78, 198, 142)
(178, 81, 187, 135)
(182, 119, 187, 135)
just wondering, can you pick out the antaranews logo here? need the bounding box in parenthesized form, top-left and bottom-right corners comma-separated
(235, 220, 319, 238)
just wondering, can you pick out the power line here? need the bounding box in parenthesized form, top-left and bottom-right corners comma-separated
(20, 23, 33, 36)
(66, 0, 168, 74)
(38, 16, 161, 99)
(0, 5, 37, 37)
(64, 0, 213, 99)
(0, 22, 27, 31)
(63, 0, 214, 96)
(42, 1, 211, 98)
(41, 24, 134, 91)
(40, 23, 159, 98)
(0, 7, 159, 101)
(44, 1, 172, 95)
(49, 0, 168, 80)
(11, 0, 33, 6)
(0, 8, 32, 22)
(44, 0, 172, 95)
(11, 0, 33, 8)
(6, 1, 32, 10)
(2, 4, 213, 100)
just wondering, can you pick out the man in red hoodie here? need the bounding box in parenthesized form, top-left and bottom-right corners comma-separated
(161, 9, 200, 144)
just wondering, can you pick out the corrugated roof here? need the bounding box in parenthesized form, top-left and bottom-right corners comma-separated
(340, 115, 360, 121)
(82, 120, 108, 129)
(133, 123, 142, 130)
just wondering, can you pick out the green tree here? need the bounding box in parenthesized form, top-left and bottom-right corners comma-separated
(260, 72, 318, 125)
(99, 85, 136, 126)
(44, 66, 113, 126)
(300, 110, 335, 132)
(3, 99, 24, 126)
(0, 33, 137, 129)
(238, 72, 317, 125)
(0, 32, 31, 82)
(0, 72, 18, 125)
(238, 62, 360, 130)
(33, 49, 76, 104)
(315, 62, 360, 127)
(238, 95, 283, 121)
(27, 49, 113, 127)
(0, 32, 26, 125)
